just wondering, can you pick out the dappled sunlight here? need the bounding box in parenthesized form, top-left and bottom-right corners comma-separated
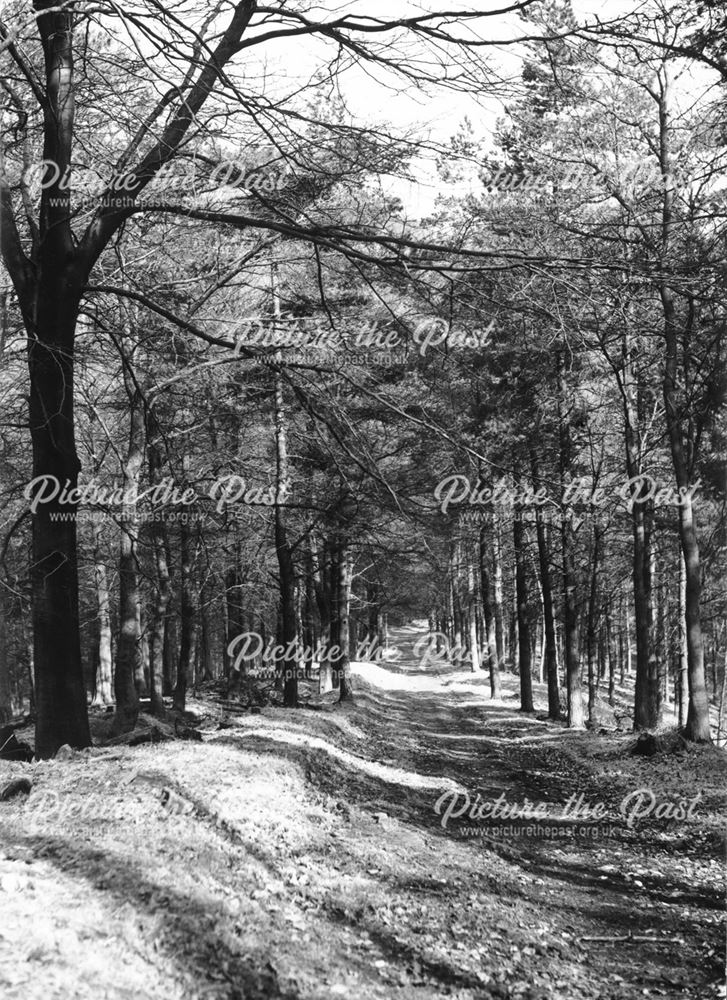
(222, 727, 465, 793)
(351, 661, 451, 692)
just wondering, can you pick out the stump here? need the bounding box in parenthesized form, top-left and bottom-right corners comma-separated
(0, 726, 33, 762)
(632, 731, 688, 757)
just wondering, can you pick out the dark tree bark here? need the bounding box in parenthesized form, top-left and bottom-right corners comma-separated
(467, 554, 481, 672)
(479, 526, 501, 698)
(0, 587, 11, 724)
(303, 550, 317, 675)
(620, 326, 659, 730)
(173, 485, 197, 713)
(366, 579, 382, 659)
(271, 269, 298, 707)
(199, 580, 217, 683)
(513, 497, 534, 713)
(149, 544, 169, 717)
(332, 544, 354, 702)
(147, 423, 170, 716)
(586, 525, 602, 725)
(112, 354, 144, 734)
(531, 453, 561, 719)
(557, 353, 585, 729)
(13, 6, 91, 757)
(657, 72, 711, 741)
(606, 609, 616, 707)
(450, 539, 464, 665)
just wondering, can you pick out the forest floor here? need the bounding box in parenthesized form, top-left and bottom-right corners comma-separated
(0, 624, 724, 1000)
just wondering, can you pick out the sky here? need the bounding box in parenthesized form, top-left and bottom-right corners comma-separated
(233, 1, 660, 217)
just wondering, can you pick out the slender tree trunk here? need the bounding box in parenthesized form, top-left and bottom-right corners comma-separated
(532, 455, 561, 719)
(586, 526, 602, 725)
(333, 545, 354, 702)
(173, 511, 195, 713)
(654, 551, 665, 723)
(492, 514, 506, 672)
(661, 571, 672, 712)
(329, 542, 341, 691)
(313, 540, 333, 691)
(149, 538, 169, 717)
(90, 522, 113, 707)
(0, 587, 11, 724)
(606, 608, 616, 707)
(678, 553, 689, 728)
(467, 556, 481, 672)
(625, 597, 632, 679)
(366, 579, 381, 660)
(112, 364, 144, 735)
(136, 599, 149, 696)
(479, 527, 501, 698)
(513, 496, 534, 713)
(147, 421, 170, 716)
(272, 272, 298, 707)
(509, 581, 518, 669)
(658, 74, 711, 742)
(669, 484, 710, 737)
(621, 326, 659, 730)
(451, 539, 464, 665)
(199, 580, 216, 683)
(303, 550, 317, 675)
(557, 353, 585, 729)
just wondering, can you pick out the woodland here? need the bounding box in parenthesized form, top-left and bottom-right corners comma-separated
(0, 1, 725, 998)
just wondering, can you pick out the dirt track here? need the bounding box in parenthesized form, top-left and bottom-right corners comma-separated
(0, 629, 724, 999)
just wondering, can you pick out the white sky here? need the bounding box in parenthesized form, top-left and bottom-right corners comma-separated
(235, 0, 671, 216)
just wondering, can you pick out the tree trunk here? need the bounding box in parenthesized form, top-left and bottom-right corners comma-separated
(557, 353, 585, 729)
(513, 500, 534, 713)
(91, 522, 113, 707)
(658, 74, 711, 742)
(479, 527, 501, 698)
(272, 294, 298, 707)
(606, 609, 616, 707)
(620, 326, 659, 731)
(312, 540, 333, 692)
(17, 8, 92, 759)
(450, 539, 464, 665)
(532, 455, 561, 720)
(0, 587, 12, 724)
(328, 542, 341, 689)
(199, 581, 216, 682)
(675, 491, 711, 740)
(112, 369, 144, 734)
(173, 509, 196, 713)
(333, 545, 354, 702)
(147, 424, 170, 716)
(29, 298, 91, 754)
(625, 596, 632, 678)
(678, 553, 689, 729)
(467, 555, 481, 672)
(586, 526, 602, 725)
(492, 514, 506, 672)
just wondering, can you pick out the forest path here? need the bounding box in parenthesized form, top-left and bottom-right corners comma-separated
(0, 634, 723, 1000)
